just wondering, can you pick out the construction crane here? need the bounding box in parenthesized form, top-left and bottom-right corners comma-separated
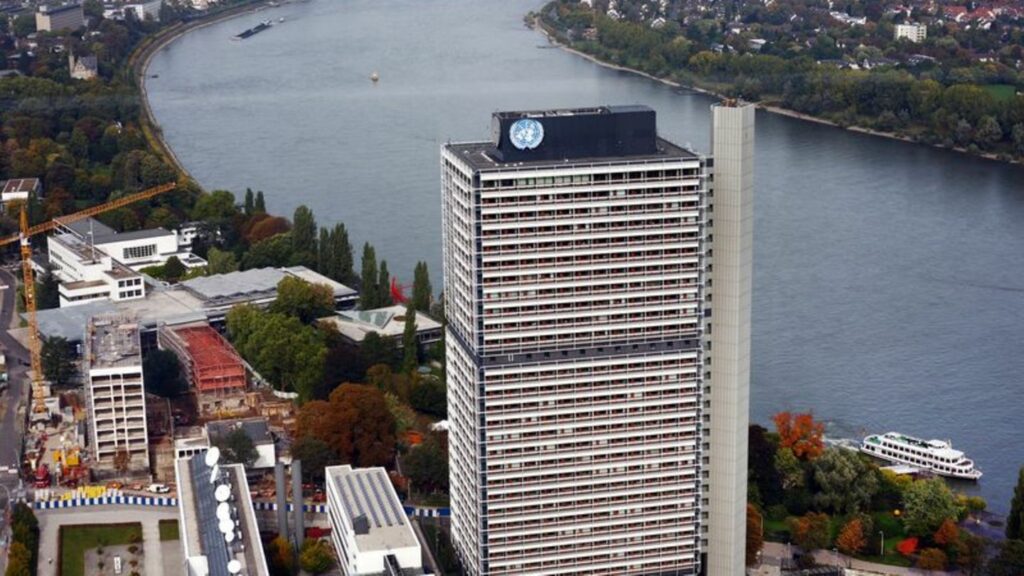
(0, 182, 177, 413)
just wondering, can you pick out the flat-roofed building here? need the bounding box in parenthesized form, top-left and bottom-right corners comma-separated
(206, 418, 275, 470)
(175, 451, 271, 576)
(325, 465, 427, 576)
(319, 304, 442, 349)
(86, 315, 149, 475)
(36, 3, 85, 32)
(1, 178, 41, 204)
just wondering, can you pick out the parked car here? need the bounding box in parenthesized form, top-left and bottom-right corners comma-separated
(147, 483, 170, 494)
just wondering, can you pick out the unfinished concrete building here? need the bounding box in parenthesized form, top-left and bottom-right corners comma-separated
(86, 315, 150, 476)
(159, 324, 248, 416)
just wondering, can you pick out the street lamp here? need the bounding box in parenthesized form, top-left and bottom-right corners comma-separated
(879, 530, 885, 557)
(833, 547, 839, 567)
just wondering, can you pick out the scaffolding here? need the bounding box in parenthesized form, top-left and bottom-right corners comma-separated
(159, 325, 247, 393)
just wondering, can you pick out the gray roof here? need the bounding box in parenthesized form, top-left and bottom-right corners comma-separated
(63, 217, 173, 245)
(326, 465, 419, 554)
(32, 300, 116, 342)
(181, 268, 287, 304)
(207, 418, 273, 447)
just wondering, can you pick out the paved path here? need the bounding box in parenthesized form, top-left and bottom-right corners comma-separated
(37, 505, 178, 576)
(0, 267, 26, 576)
(762, 542, 959, 575)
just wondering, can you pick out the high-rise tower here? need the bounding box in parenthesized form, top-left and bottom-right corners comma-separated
(704, 101, 755, 576)
(441, 104, 752, 576)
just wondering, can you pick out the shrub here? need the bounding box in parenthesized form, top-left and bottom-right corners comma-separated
(917, 548, 948, 571)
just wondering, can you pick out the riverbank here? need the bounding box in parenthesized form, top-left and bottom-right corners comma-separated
(129, 1, 273, 179)
(529, 16, 1018, 166)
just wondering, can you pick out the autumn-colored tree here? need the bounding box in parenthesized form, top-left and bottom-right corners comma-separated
(243, 213, 291, 244)
(897, 537, 919, 556)
(265, 535, 294, 576)
(933, 517, 960, 547)
(836, 518, 867, 556)
(746, 503, 764, 566)
(917, 548, 948, 571)
(787, 512, 831, 552)
(773, 411, 825, 460)
(295, 384, 396, 468)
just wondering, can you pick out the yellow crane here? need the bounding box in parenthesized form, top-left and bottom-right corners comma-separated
(0, 182, 177, 410)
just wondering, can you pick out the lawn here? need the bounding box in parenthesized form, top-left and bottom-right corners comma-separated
(763, 511, 913, 568)
(59, 523, 143, 576)
(159, 519, 180, 542)
(983, 84, 1017, 101)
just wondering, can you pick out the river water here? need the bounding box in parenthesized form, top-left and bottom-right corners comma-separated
(146, 0, 1024, 511)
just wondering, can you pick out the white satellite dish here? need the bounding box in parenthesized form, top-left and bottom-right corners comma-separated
(219, 517, 234, 535)
(204, 447, 221, 467)
(215, 484, 231, 502)
(224, 530, 236, 544)
(227, 560, 242, 574)
(217, 502, 231, 521)
(209, 463, 220, 484)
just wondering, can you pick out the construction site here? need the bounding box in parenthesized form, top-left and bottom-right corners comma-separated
(158, 324, 248, 416)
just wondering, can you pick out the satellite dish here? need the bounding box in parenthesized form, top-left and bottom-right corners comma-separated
(217, 502, 231, 521)
(209, 463, 220, 484)
(219, 518, 234, 535)
(215, 484, 231, 502)
(227, 560, 242, 574)
(224, 530, 236, 544)
(205, 447, 221, 467)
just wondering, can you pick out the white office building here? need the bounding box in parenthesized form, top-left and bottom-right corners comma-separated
(47, 217, 205, 307)
(85, 315, 150, 475)
(441, 104, 753, 575)
(895, 23, 927, 43)
(325, 465, 427, 576)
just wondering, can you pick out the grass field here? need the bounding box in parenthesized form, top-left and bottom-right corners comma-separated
(763, 511, 912, 568)
(158, 519, 180, 542)
(59, 523, 143, 576)
(983, 84, 1017, 101)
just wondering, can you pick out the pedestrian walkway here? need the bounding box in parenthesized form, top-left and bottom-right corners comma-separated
(761, 542, 959, 575)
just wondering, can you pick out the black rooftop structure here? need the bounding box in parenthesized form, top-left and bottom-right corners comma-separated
(490, 105, 659, 163)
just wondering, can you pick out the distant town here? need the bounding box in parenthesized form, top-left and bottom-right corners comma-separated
(538, 0, 1024, 162)
(0, 1, 1021, 576)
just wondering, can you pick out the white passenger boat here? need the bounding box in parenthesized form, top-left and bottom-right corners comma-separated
(860, 432, 982, 480)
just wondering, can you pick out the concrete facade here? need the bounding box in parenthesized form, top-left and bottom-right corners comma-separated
(705, 102, 755, 576)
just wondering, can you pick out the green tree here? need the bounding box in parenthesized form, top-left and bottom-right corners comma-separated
(291, 205, 317, 267)
(254, 190, 266, 213)
(902, 477, 961, 537)
(269, 276, 334, 324)
(976, 116, 1003, 150)
(213, 428, 258, 467)
(409, 378, 446, 419)
(5, 541, 31, 576)
(748, 425, 783, 507)
(290, 436, 337, 484)
(36, 265, 60, 310)
(242, 233, 293, 269)
(988, 540, 1024, 576)
(360, 243, 378, 309)
(1007, 467, 1024, 540)
(401, 304, 418, 373)
(377, 260, 391, 308)
(163, 256, 187, 282)
(12, 15, 34, 38)
(403, 436, 449, 495)
(360, 332, 398, 370)
(206, 247, 239, 275)
(954, 532, 987, 576)
(244, 188, 255, 215)
(191, 190, 237, 222)
(774, 447, 806, 490)
(298, 539, 335, 574)
(412, 261, 432, 312)
(41, 335, 77, 386)
(810, 448, 878, 514)
(142, 348, 186, 397)
(226, 305, 326, 401)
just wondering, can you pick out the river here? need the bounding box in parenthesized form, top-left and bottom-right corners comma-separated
(145, 0, 1024, 511)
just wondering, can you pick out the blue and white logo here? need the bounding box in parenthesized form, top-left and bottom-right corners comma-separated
(509, 118, 545, 150)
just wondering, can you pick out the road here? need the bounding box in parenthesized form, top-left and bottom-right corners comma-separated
(0, 266, 28, 576)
